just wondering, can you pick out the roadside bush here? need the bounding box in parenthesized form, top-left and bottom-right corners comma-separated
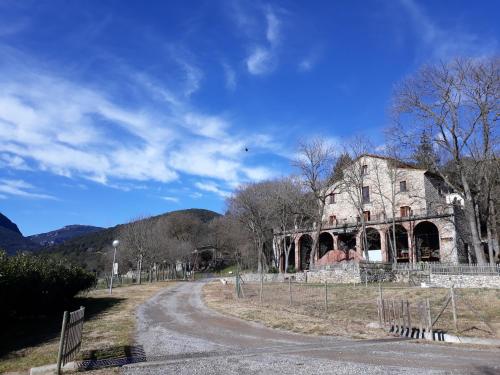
(0, 250, 96, 318)
(268, 266, 279, 274)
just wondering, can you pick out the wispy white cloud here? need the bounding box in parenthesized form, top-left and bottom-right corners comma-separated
(244, 5, 282, 75)
(0, 153, 31, 170)
(246, 46, 274, 75)
(161, 196, 179, 203)
(0, 43, 279, 198)
(265, 6, 281, 45)
(399, 0, 498, 60)
(298, 47, 321, 72)
(194, 181, 231, 198)
(0, 179, 56, 200)
(190, 192, 203, 199)
(222, 62, 237, 91)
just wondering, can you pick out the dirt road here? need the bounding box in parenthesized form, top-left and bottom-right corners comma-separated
(123, 281, 500, 374)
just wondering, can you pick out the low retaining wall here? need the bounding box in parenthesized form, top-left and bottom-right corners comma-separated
(430, 274, 500, 289)
(226, 268, 361, 284)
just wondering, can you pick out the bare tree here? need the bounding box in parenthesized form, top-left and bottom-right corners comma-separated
(269, 176, 312, 273)
(227, 182, 275, 273)
(120, 216, 154, 284)
(338, 136, 372, 261)
(391, 57, 499, 264)
(293, 139, 338, 267)
(369, 150, 420, 263)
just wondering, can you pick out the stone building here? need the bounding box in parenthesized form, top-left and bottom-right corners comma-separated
(275, 155, 470, 272)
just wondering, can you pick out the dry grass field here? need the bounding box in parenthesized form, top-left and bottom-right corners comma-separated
(0, 282, 173, 374)
(204, 281, 500, 340)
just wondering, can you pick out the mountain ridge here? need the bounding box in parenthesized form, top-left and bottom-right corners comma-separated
(28, 224, 104, 246)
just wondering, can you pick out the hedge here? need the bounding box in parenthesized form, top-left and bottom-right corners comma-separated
(0, 250, 96, 318)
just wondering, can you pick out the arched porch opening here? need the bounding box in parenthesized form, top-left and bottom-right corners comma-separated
(362, 227, 382, 261)
(414, 221, 440, 261)
(338, 233, 356, 260)
(386, 225, 409, 262)
(318, 232, 334, 258)
(299, 234, 313, 270)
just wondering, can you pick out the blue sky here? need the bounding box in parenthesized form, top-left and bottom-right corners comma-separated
(0, 0, 498, 235)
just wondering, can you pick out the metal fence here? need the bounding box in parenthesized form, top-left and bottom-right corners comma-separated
(392, 262, 500, 275)
(233, 279, 499, 338)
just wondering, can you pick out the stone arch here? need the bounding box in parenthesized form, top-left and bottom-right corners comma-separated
(318, 232, 334, 258)
(360, 227, 382, 262)
(414, 221, 440, 261)
(299, 234, 313, 271)
(386, 224, 409, 262)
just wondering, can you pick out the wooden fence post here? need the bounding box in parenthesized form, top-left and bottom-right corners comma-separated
(259, 272, 263, 305)
(426, 298, 433, 339)
(450, 286, 458, 331)
(56, 311, 69, 375)
(324, 280, 328, 313)
(289, 277, 292, 306)
(406, 300, 411, 337)
(392, 299, 396, 332)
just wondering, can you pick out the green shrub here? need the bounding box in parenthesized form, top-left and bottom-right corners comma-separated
(268, 266, 279, 274)
(286, 265, 296, 273)
(0, 250, 96, 318)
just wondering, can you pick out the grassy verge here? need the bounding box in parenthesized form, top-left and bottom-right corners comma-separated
(0, 281, 173, 374)
(203, 281, 500, 340)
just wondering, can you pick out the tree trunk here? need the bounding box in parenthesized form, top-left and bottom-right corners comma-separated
(488, 199, 499, 262)
(310, 202, 325, 268)
(359, 215, 370, 261)
(487, 223, 495, 265)
(138, 254, 143, 284)
(461, 174, 487, 264)
(391, 217, 398, 264)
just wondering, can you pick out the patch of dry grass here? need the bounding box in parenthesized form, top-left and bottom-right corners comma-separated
(203, 281, 500, 339)
(0, 282, 173, 374)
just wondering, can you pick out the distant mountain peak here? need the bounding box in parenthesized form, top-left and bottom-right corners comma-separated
(28, 225, 105, 247)
(0, 212, 22, 236)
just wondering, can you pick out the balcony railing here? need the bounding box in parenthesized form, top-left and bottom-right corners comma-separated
(324, 206, 454, 228)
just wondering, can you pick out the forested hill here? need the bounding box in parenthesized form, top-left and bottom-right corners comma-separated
(41, 208, 221, 270)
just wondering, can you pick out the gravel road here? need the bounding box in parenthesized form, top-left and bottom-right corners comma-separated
(123, 281, 500, 374)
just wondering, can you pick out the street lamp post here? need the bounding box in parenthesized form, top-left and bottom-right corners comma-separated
(109, 239, 119, 295)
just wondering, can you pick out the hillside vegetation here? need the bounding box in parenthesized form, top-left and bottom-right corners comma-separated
(42, 209, 221, 271)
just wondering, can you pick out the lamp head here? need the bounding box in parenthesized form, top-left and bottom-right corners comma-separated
(112, 240, 120, 248)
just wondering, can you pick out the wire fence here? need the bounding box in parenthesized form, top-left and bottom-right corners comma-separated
(235, 279, 499, 338)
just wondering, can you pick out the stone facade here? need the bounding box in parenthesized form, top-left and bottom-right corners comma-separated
(274, 155, 471, 272)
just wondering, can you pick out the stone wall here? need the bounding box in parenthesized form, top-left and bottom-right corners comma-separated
(430, 274, 500, 289)
(224, 268, 361, 284)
